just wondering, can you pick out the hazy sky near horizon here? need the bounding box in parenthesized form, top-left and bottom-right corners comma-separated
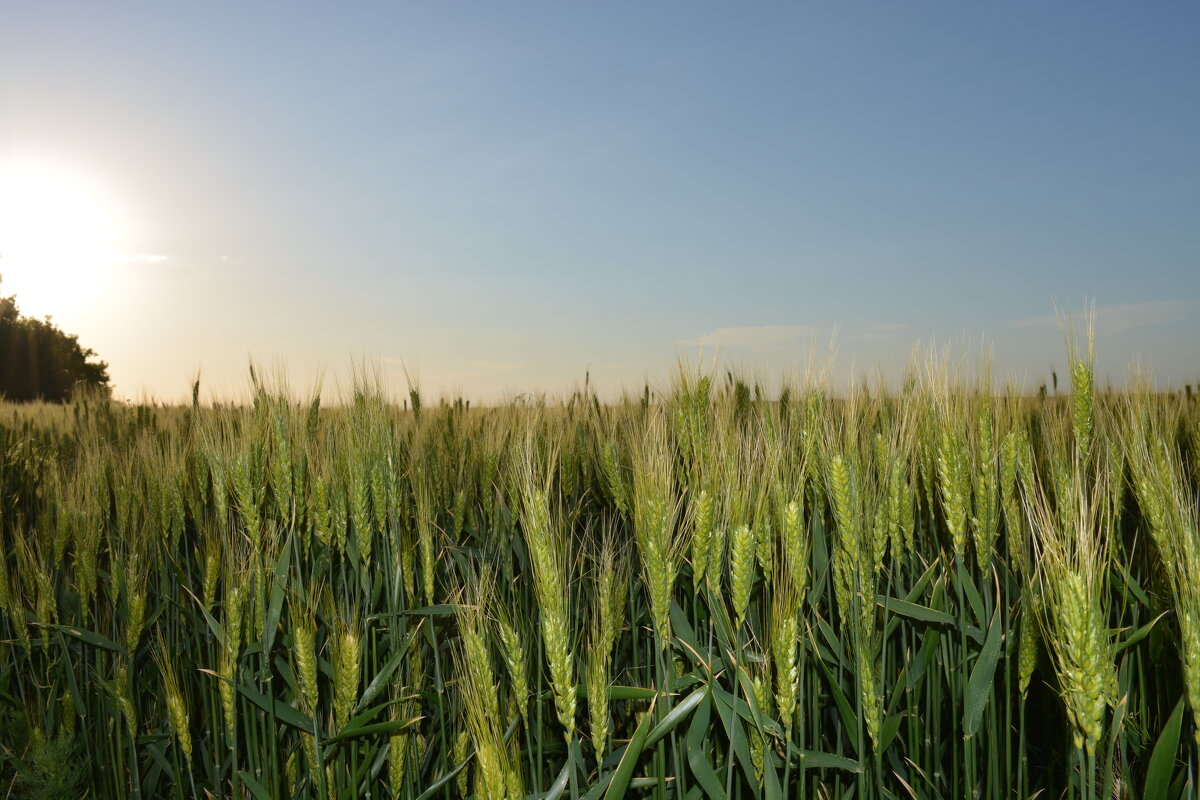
(2, 2, 1198, 401)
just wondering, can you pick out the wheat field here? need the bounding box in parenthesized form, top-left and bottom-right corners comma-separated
(2, 350, 1199, 799)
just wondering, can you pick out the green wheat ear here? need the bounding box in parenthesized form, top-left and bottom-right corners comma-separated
(1072, 358, 1094, 461)
(730, 523, 756, 626)
(8, 339, 1200, 798)
(515, 446, 576, 741)
(333, 620, 362, 732)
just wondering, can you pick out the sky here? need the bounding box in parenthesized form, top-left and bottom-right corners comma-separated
(1, 2, 1198, 402)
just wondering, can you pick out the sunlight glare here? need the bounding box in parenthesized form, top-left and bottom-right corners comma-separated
(0, 159, 132, 319)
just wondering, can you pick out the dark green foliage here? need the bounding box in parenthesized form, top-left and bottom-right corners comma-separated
(0, 711, 88, 800)
(0, 292, 110, 402)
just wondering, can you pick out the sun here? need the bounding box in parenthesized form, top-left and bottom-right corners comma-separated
(0, 158, 131, 318)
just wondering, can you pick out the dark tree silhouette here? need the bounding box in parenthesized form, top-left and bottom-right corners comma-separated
(0, 284, 111, 402)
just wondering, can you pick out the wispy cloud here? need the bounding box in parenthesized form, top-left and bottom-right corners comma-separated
(1011, 300, 1196, 336)
(115, 252, 170, 263)
(468, 361, 522, 374)
(678, 324, 822, 349)
(849, 323, 911, 343)
(384, 358, 524, 384)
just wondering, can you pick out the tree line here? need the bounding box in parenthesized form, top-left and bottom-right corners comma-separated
(0, 283, 111, 402)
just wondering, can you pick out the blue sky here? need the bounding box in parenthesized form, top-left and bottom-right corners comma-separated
(2, 2, 1198, 400)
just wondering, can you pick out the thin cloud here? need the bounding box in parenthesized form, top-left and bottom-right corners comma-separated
(849, 323, 911, 343)
(678, 324, 822, 349)
(1011, 300, 1196, 336)
(469, 361, 522, 374)
(115, 252, 170, 263)
(390, 360, 525, 384)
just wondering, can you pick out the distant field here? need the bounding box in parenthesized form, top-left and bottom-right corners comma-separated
(1, 356, 1198, 799)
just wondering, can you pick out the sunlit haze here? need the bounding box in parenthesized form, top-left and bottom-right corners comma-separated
(2, 2, 1198, 402)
